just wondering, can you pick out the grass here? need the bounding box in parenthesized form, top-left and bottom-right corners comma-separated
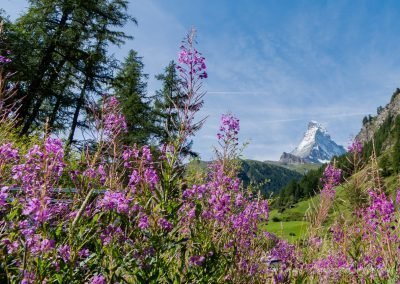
(265, 220, 309, 242)
(266, 197, 316, 242)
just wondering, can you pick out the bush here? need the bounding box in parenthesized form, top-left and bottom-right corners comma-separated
(272, 216, 281, 222)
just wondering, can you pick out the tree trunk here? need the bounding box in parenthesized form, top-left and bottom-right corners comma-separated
(66, 78, 89, 147)
(18, 8, 72, 135)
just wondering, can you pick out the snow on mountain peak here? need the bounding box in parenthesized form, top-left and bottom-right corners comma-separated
(289, 121, 346, 164)
(307, 120, 328, 134)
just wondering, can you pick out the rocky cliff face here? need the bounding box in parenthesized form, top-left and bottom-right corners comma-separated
(356, 88, 400, 143)
(279, 152, 306, 165)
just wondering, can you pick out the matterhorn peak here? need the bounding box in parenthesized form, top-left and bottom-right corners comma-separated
(280, 120, 346, 164)
(308, 120, 324, 130)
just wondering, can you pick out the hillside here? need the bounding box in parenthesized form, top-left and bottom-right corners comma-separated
(186, 159, 303, 197)
(238, 159, 303, 196)
(357, 88, 400, 144)
(264, 160, 320, 174)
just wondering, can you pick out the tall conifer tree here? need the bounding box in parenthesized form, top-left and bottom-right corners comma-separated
(113, 50, 159, 146)
(3, 0, 133, 137)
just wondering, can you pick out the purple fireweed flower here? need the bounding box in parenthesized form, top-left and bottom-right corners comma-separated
(144, 168, 158, 188)
(41, 238, 55, 252)
(0, 55, 11, 64)
(83, 168, 97, 179)
(182, 184, 206, 200)
(103, 96, 127, 137)
(320, 164, 342, 199)
(189, 255, 205, 266)
(9, 241, 19, 254)
(106, 96, 119, 108)
(104, 113, 127, 134)
(187, 206, 196, 219)
(128, 169, 140, 188)
(12, 144, 41, 180)
(11, 138, 65, 191)
(268, 240, 297, 269)
(100, 225, 123, 245)
(58, 245, 71, 263)
(0, 143, 19, 164)
(69, 169, 80, 181)
(27, 235, 55, 255)
(26, 235, 40, 254)
(330, 222, 345, 243)
(208, 191, 231, 221)
(44, 137, 65, 177)
(235, 193, 244, 207)
(44, 137, 63, 157)
(177, 46, 207, 79)
(23, 197, 52, 223)
(309, 237, 323, 248)
(396, 189, 400, 205)
(348, 139, 363, 154)
(79, 248, 90, 259)
(158, 218, 173, 232)
(122, 147, 140, 164)
(176, 31, 208, 89)
(98, 191, 131, 214)
(365, 190, 395, 227)
(311, 253, 350, 281)
(217, 114, 240, 141)
(231, 200, 269, 234)
(321, 165, 342, 190)
(2, 239, 19, 254)
(138, 214, 149, 230)
(97, 165, 107, 185)
(18, 220, 34, 237)
(142, 145, 153, 161)
(21, 271, 36, 284)
(0, 186, 8, 207)
(90, 275, 106, 284)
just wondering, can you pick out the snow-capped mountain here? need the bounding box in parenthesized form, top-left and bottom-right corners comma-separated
(282, 121, 346, 164)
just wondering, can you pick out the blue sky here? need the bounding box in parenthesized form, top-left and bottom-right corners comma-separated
(4, 0, 400, 161)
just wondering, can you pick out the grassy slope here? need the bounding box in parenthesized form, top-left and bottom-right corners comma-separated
(265, 164, 400, 243)
(265, 221, 308, 243)
(265, 197, 316, 242)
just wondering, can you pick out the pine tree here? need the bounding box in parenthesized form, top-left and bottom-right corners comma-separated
(155, 61, 181, 144)
(113, 50, 159, 146)
(3, 0, 133, 136)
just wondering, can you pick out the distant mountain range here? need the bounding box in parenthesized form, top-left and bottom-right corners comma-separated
(279, 121, 346, 164)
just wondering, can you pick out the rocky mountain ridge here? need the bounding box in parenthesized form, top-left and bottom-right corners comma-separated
(356, 88, 400, 144)
(279, 121, 346, 164)
(279, 152, 306, 165)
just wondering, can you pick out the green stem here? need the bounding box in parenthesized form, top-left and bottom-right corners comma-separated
(71, 187, 95, 229)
